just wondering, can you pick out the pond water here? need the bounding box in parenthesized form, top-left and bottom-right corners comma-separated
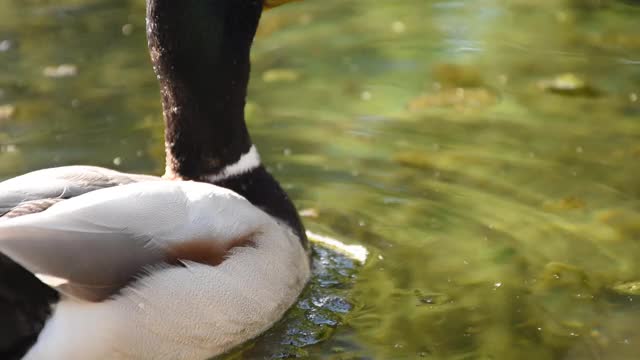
(1, 0, 640, 359)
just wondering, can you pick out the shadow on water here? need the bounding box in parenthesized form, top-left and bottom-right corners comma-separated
(1, 0, 640, 359)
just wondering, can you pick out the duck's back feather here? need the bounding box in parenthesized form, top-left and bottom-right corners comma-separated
(0, 180, 269, 303)
(0, 166, 310, 359)
(0, 165, 159, 217)
(0, 166, 159, 359)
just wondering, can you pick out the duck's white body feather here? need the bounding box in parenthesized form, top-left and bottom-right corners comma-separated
(0, 180, 309, 359)
(0, 165, 159, 216)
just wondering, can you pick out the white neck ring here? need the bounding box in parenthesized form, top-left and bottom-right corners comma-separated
(205, 145, 261, 182)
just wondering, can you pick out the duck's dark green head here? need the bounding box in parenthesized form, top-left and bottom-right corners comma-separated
(146, 0, 298, 180)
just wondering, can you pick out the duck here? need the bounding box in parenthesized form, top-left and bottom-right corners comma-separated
(0, 0, 310, 359)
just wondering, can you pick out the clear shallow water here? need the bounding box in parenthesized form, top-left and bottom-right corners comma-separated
(1, 0, 640, 359)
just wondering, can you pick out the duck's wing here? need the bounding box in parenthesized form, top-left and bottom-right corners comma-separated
(0, 180, 264, 303)
(0, 166, 160, 358)
(0, 165, 159, 217)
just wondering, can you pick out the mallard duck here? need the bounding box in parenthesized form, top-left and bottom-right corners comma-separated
(0, 0, 310, 359)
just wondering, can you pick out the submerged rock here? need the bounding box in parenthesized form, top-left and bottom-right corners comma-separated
(393, 151, 433, 170)
(432, 63, 485, 88)
(536, 262, 592, 291)
(611, 281, 640, 296)
(407, 63, 497, 112)
(543, 196, 587, 211)
(598, 209, 640, 238)
(538, 73, 599, 97)
(262, 68, 301, 83)
(43, 64, 78, 78)
(299, 208, 320, 219)
(0, 104, 15, 121)
(408, 88, 497, 111)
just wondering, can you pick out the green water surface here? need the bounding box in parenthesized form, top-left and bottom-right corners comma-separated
(1, 0, 640, 359)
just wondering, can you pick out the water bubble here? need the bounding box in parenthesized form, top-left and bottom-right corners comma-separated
(0, 40, 12, 52)
(43, 64, 78, 78)
(122, 24, 134, 36)
(391, 21, 406, 34)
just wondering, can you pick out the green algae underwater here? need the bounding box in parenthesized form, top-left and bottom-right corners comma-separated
(1, 0, 640, 359)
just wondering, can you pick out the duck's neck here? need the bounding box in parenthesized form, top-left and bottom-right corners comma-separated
(146, 0, 262, 179)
